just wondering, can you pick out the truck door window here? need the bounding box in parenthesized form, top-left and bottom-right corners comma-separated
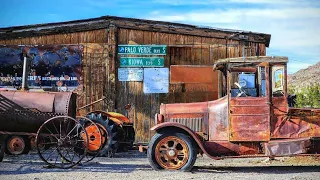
(272, 66, 285, 97)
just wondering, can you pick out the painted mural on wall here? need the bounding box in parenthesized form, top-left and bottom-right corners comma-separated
(0, 45, 83, 91)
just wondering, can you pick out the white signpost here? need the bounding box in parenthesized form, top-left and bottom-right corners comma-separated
(143, 68, 169, 93)
(118, 68, 143, 81)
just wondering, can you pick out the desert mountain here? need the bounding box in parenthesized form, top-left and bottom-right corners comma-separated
(288, 61, 320, 88)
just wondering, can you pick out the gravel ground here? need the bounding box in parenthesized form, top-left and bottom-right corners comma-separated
(0, 150, 319, 180)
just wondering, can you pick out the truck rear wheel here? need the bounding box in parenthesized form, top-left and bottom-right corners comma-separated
(147, 131, 197, 171)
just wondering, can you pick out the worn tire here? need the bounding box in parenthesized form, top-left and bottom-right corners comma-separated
(147, 131, 197, 172)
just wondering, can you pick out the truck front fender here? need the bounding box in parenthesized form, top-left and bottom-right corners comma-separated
(150, 122, 220, 160)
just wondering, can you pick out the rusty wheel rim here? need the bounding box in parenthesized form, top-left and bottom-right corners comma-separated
(155, 136, 189, 170)
(82, 125, 103, 152)
(7, 136, 25, 155)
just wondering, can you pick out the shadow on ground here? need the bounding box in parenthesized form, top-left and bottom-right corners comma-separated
(192, 165, 320, 174)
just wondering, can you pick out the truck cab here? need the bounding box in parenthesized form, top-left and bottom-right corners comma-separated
(147, 56, 320, 171)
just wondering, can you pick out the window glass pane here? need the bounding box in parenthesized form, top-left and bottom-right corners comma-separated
(272, 66, 284, 97)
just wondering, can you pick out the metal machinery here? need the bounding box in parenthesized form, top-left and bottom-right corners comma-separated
(147, 56, 320, 171)
(0, 91, 106, 168)
(0, 91, 135, 166)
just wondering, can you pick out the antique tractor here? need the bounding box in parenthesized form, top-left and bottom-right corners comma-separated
(147, 56, 320, 171)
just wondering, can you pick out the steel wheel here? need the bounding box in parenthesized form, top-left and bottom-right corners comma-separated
(76, 116, 103, 163)
(86, 113, 115, 157)
(148, 131, 197, 171)
(5, 135, 30, 155)
(36, 116, 89, 169)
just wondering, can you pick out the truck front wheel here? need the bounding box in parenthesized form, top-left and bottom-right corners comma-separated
(147, 131, 197, 171)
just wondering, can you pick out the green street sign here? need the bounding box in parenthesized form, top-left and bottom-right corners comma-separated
(120, 57, 164, 67)
(118, 45, 167, 55)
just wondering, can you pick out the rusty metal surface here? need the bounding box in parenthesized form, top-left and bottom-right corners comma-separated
(208, 96, 228, 141)
(204, 141, 260, 156)
(162, 101, 208, 114)
(169, 116, 203, 132)
(162, 101, 209, 138)
(264, 138, 311, 156)
(271, 97, 320, 139)
(170, 65, 218, 84)
(272, 108, 320, 138)
(52, 92, 74, 115)
(0, 91, 55, 112)
(0, 91, 74, 133)
(229, 97, 270, 141)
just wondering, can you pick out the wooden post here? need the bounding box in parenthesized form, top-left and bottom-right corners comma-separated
(107, 23, 118, 111)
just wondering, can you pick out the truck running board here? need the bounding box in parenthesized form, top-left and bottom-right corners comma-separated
(263, 138, 311, 156)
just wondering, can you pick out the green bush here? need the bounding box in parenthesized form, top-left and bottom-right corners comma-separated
(291, 84, 320, 108)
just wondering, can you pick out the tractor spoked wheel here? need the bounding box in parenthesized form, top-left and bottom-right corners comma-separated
(86, 113, 118, 157)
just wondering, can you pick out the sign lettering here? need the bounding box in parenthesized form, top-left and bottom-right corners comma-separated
(120, 57, 164, 67)
(118, 45, 167, 55)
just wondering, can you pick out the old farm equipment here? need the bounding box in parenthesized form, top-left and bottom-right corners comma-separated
(0, 91, 108, 168)
(147, 56, 320, 171)
(79, 101, 135, 156)
(86, 109, 135, 156)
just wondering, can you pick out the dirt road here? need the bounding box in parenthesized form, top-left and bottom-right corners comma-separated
(0, 151, 319, 180)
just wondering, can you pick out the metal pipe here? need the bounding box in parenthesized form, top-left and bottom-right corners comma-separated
(77, 96, 107, 110)
(21, 56, 28, 90)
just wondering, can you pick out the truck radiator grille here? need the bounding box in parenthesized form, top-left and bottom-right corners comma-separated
(169, 118, 203, 132)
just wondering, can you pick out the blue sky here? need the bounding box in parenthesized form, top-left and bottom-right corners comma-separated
(1, 0, 319, 74)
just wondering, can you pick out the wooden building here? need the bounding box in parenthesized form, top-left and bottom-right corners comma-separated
(0, 16, 271, 143)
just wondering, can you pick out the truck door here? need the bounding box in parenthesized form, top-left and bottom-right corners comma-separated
(228, 66, 271, 141)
